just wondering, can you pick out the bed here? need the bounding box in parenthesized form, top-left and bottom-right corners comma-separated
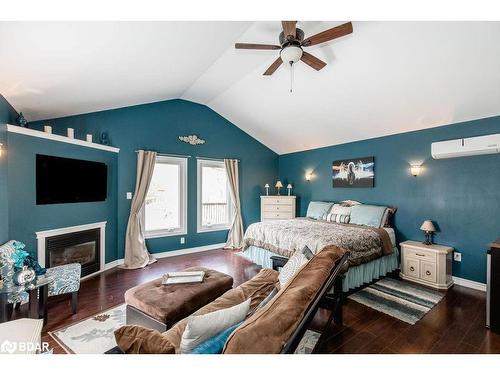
(238, 217, 399, 292)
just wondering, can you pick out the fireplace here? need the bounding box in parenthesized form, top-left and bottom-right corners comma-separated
(36, 221, 106, 278)
(46, 229, 100, 277)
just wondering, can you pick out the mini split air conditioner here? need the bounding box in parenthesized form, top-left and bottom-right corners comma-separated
(431, 133, 500, 159)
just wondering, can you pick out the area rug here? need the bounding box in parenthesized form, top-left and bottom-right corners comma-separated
(347, 278, 445, 324)
(295, 330, 321, 354)
(49, 303, 321, 354)
(49, 304, 126, 354)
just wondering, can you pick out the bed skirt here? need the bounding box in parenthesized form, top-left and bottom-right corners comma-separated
(238, 245, 400, 292)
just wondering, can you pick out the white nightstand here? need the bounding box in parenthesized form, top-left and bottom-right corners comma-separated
(400, 240, 454, 290)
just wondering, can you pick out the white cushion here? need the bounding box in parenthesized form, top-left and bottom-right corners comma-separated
(180, 298, 251, 353)
(278, 247, 311, 287)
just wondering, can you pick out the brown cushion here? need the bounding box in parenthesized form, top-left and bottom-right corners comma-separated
(223, 245, 346, 354)
(114, 325, 175, 354)
(124, 267, 233, 326)
(115, 267, 279, 354)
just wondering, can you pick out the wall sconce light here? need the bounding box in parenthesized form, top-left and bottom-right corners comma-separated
(0, 143, 3, 157)
(305, 172, 313, 181)
(410, 165, 422, 177)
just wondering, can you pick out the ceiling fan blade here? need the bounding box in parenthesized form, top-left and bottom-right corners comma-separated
(302, 22, 353, 47)
(235, 43, 281, 50)
(281, 21, 297, 39)
(263, 57, 283, 75)
(300, 51, 326, 71)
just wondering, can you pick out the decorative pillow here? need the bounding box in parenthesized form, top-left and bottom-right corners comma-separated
(180, 298, 251, 353)
(382, 207, 398, 227)
(350, 204, 388, 228)
(338, 200, 361, 207)
(278, 246, 313, 287)
(306, 201, 333, 220)
(191, 323, 242, 354)
(324, 213, 351, 224)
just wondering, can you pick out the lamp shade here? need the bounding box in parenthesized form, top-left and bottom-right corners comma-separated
(275, 181, 283, 188)
(420, 220, 436, 232)
(287, 183, 293, 189)
(264, 183, 270, 188)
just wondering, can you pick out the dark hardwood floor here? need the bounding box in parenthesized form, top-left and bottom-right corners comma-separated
(11, 248, 500, 354)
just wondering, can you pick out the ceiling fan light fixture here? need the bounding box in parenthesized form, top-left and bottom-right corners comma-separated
(280, 46, 303, 64)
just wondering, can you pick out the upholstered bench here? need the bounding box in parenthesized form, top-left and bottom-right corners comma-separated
(124, 267, 233, 332)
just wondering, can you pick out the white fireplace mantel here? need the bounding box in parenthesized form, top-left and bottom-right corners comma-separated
(36, 222, 107, 277)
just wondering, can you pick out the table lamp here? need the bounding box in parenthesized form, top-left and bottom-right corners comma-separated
(275, 181, 283, 196)
(420, 220, 436, 245)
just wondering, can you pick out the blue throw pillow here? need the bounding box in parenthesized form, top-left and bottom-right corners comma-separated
(350, 204, 388, 228)
(191, 323, 242, 354)
(306, 201, 333, 220)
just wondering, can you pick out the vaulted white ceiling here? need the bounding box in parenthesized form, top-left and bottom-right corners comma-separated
(1, 21, 500, 154)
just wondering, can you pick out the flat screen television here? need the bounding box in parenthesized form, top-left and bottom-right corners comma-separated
(36, 154, 108, 205)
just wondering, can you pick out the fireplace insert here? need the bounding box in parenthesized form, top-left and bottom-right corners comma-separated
(45, 228, 100, 277)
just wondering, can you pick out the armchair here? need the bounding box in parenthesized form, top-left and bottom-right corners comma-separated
(0, 240, 81, 318)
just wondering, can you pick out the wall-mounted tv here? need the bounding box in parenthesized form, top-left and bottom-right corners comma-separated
(36, 154, 108, 205)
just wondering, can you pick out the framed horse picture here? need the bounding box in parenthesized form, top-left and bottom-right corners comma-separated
(332, 157, 374, 188)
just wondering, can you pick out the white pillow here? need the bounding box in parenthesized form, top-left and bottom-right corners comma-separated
(180, 298, 251, 353)
(278, 247, 311, 287)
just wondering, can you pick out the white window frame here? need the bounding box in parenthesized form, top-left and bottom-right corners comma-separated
(144, 155, 188, 239)
(197, 159, 234, 233)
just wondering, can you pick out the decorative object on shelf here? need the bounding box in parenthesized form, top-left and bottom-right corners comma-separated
(13, 266, 36, 286)
(264, 183, 270, 196)
(86, 134, 93, 142)
(0, 143, 3, 158)
(67, 128, 75, 139)
(332, 157, 374, 188)
(43, 125, 52, 134)
(287, 183, 293, 196)
(420, 220, 436, 245)
(275, 180, 283, 195)
(100, 132, 109, 145)
(178, 134, 205, 145)
(410, 164, 422, 177)
(305, 172, 312, 181)
(16, 112, 28, 128)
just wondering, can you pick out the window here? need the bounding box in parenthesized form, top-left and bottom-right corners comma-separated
(144, 156, 187, 238)
(197, 159, 233, 232)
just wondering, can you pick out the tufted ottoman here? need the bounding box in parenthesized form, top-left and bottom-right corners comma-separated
(124, 267, 233, 331)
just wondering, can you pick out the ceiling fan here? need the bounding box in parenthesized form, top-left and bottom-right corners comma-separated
(235, 21, 353, 76)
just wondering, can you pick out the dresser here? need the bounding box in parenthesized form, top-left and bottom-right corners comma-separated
(400, 240, 453, 289)
(260, 196, 296, 222)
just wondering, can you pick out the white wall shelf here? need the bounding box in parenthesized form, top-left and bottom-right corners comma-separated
(6, 124, 120, 153)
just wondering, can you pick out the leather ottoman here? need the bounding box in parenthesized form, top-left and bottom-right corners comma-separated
(124, 267, 233, 331)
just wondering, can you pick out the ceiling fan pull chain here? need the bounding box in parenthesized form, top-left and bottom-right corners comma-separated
(289, 61, 294, 93)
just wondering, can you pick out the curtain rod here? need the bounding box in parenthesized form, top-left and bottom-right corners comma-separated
(196, 156, 240, 163)
(135, 150, 239, 162)
(135, 150, 191, 158)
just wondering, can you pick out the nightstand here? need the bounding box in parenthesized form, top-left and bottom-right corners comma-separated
(400, 240, 454, 289)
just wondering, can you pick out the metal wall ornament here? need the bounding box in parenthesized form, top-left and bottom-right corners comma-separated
(178, 135, 206, 145)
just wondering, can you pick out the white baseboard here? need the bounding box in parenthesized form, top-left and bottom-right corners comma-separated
(453, 276, 486, 292)
(102, 242, 225, 272)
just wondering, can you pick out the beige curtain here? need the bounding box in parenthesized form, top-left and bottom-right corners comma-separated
(121, 150, 158, 269)
(224, 159, 244, 249)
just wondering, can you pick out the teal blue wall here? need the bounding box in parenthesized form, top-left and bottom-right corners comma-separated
(6, 133, 118, 263)
(0, 95, 18, 243)
(31, 99, 279, 261)
(278, 116, 500, 283)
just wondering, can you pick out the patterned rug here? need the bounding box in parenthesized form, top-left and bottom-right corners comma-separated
(49, 304, 126, 354)
(347, 278, 445, 324)
(49, 303, 321, 354)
